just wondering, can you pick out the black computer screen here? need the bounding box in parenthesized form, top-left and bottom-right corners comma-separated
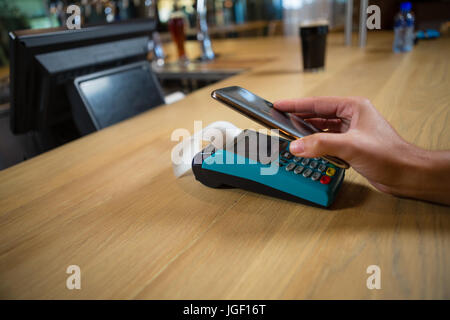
(9, 20, 156, 134)
(75, 62, 164, 130)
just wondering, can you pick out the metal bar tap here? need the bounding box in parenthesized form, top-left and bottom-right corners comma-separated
(196, 0, 215, 61)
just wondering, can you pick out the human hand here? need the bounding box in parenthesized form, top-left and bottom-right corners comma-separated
(274, 97, 450, 205)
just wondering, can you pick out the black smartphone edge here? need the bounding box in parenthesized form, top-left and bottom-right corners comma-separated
(211, 87, 350, 169)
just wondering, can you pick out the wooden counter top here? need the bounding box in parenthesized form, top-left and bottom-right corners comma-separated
(0, 32, 449, 299)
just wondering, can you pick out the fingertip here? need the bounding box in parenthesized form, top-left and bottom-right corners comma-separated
(289, 139, 305, 155)
(273, 100, 287, 109)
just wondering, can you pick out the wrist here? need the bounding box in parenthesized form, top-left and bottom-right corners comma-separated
(396, 146, 450, 204)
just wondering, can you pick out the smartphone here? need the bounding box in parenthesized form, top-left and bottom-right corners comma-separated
(211, 86, 350, 169)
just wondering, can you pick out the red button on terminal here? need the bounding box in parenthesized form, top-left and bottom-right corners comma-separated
(320, 175, 331, 184)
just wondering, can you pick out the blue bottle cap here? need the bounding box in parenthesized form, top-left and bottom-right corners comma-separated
(400, 2, 412, 11)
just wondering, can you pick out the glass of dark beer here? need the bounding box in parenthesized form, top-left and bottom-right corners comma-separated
(168, 13, 188, 64)
(299, 21, 329, 72)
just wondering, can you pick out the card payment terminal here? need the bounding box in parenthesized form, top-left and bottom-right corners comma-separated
(192, 130, 344, 207)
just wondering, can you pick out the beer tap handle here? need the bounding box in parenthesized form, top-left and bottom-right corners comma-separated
(196, 0, 215, 61)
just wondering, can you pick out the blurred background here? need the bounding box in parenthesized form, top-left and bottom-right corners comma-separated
(0, 0, 449, 170)
(1, 0, 448, 57)
(2, 0, 450, 69)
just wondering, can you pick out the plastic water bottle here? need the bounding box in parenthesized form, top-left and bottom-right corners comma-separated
(403, 3, 415, 52)
(393, 2, 414, 53)
(393, 7, 405, 52)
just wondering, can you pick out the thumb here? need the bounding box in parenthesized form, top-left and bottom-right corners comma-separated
(289, 133, 351, 159)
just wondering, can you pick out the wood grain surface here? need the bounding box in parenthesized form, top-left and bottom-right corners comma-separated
(0, 32, 449, 299)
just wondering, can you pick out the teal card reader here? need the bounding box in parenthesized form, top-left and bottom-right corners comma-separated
(192, 130, 345, 207)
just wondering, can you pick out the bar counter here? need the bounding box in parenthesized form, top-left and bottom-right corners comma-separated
(0, 32, 449, 299)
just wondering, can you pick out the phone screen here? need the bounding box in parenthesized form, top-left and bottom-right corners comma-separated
(212, 86, 321, 140)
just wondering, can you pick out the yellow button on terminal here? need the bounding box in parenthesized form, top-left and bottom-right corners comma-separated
(326, 167, 336, 177)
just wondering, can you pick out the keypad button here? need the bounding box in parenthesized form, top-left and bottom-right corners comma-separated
(302, 168, 313, 178)
(313, 157, 321, 160)
(311, 171, 321, 181)
(326, 167, 336, 176)
(310, 160, 318, 169)
(321, 158, 329, 164)
(293, 157, 302, 163)
(301, 158, 310, 166)
(294, 166, 304, 175)
(320, 175, 331, 184)
(281, 151, 293, 159)
(285, 163, 296, 171)
(318, 164, 327, 173)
